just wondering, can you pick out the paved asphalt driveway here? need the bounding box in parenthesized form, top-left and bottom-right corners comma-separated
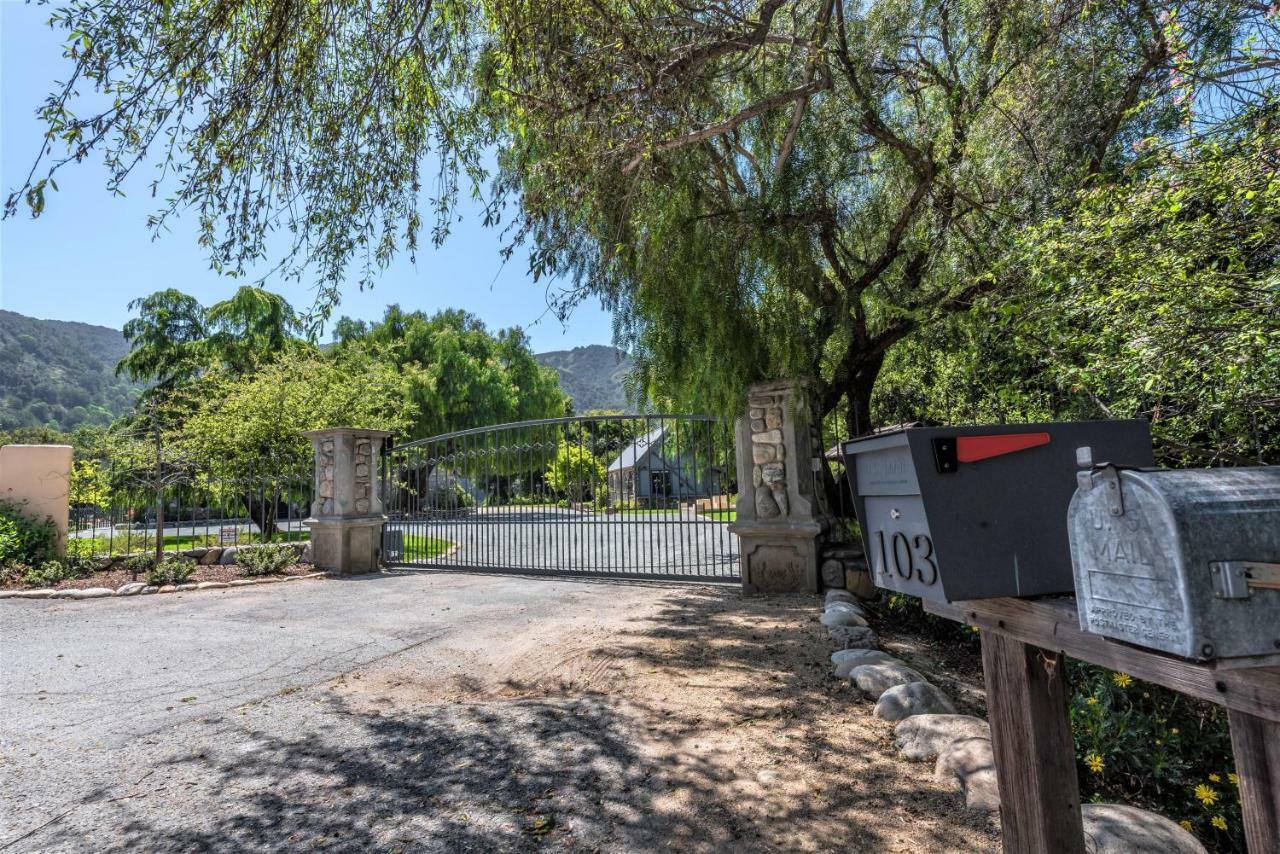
(0, 572, 713, 852)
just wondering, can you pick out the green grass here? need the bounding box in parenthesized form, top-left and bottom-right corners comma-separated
(699, 509, 736, 523)
(610, 507, 680, 515)
(404, 535, 453, 560)
(68, 528, 311, 556)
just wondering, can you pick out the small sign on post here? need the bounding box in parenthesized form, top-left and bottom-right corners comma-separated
(219, 526, 239, 546)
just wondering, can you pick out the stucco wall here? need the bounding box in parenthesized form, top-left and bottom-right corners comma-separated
(0, 444, 73, 556)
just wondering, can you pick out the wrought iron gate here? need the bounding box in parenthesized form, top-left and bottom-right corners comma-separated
(381, 415, 740, 580)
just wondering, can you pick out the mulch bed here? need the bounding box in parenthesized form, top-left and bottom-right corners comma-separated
(1, 562, 317, 591)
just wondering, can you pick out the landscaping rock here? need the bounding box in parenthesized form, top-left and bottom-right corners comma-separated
(851, 662, 927, 697)
(186, 548, 209, 559)
(827, 625, 879, 649)
(218, 547, 239, 565)
(825, 589, 856, 606)
(894, 714, 991, 762)
(196, 581, 229, 590)
(11, 589, 55, 599)
(819, 608, 869, 629)
(935, 736, 999, 812)
(142, 586, 158, 594)
(874, 681, 956, 720)
(199, 548, 223, 565)
(229, 579, 257, 586)
(832, 649, 899, 677)
(158, 585, 177, 593)
(68, 588, 115, 600)
(115, 582, 148, 596)
(825, 600, 867, 618)
(300, 542, 313, 563)
(1081, 804, 1206, 854)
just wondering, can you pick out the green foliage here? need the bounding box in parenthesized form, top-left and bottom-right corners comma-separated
(543, 440, 606, 502)
(333, 306, 569, 439)
(0, 499, 59, 567)
(1070, 664, 1242, 850)
(876, 116, 1280, 467)
(143, 555, 196, 586)
(18, 555, 95, 587)
(116, 290, 208, 390)
(237, 544, 296, 577)
(0, 310, 139, 431)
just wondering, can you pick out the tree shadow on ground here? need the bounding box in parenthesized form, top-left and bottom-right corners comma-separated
(45, 587, 995, 852)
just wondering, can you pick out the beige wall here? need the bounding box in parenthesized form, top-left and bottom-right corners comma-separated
(0, 444, 74, 556)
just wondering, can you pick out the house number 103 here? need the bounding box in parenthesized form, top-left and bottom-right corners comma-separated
(873, 530, 939, 586)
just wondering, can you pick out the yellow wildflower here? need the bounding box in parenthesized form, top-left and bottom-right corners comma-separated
(1112, 672, 1133, 688)
(1086, 697, 1098, 706)
(1228, 773, 1239, 785)
(1195, 784, 1219, 806)
(1212, 815, 1228, 831)
(1179, 820, 1193, 832)
(1171, 728, 1180, 735)
(1085, 753, 1105, 774)
(1208, 773, 1221, 783)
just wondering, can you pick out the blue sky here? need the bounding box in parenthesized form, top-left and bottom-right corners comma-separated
(0, 3, 613, 351)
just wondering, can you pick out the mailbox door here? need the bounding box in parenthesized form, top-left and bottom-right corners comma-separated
(847, 434, 947, 599)
(1069, 475, 1195, 658)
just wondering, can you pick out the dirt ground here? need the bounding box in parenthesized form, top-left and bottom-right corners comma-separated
(329, 584, 1000, 852)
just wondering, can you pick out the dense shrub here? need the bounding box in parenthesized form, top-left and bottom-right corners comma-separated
(0, 499, 59, 567)
(237, 544, 295, 577)
(1070, 663, 1241, 850)
(144, 555, 195, 586)
(18, 556, 95, 587)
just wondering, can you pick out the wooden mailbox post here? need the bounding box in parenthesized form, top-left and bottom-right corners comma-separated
(925, 596, 1280, 853)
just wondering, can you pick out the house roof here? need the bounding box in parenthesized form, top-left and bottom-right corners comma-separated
(608, 427, 666, 473)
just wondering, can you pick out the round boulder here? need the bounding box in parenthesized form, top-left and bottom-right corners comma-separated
(934, 736, 999, 812)
(825, 600, 868, 618)
(833, 649, 899, 678)
(873, 681, 956, 720)
(828, 625, 879, 649)
(894, 714, 991, 762)
(1082, 804, 1206, 854)
(825, 589, 856, 606)
(820, 609, 869, 629)
(851, 662, 927, 698)
(218, 547, 238, 565)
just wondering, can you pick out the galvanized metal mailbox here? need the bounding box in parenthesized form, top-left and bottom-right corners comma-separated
(841, 421, 1153, 602)
(1069, 463, 1280, 660)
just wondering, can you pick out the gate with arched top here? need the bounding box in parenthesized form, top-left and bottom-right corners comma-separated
(380, 415, 740, 580)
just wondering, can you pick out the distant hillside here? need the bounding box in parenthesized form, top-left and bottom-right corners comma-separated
(0, 311, 140, 431)
(536, 345, 634, 412)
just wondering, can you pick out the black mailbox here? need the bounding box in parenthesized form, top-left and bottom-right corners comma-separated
(840, 421, 1153, 602)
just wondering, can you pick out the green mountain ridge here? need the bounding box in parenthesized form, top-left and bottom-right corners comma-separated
(534, 344, 634, 412)
(0, 310, 140, 431)
(0, 311, 632, 430)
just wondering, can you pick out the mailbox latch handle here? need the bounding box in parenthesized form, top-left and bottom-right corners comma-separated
(1211, 561, 1280, 599)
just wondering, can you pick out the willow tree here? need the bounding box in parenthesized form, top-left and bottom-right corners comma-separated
(7, 1, 1276, 434)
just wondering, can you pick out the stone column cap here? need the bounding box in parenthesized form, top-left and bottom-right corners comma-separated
(301, 427, 394, 440)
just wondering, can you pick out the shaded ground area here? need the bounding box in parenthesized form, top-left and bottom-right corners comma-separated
(1, 572, 997, 852)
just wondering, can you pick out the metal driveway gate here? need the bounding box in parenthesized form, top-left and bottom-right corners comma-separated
(381, 415, 739, 580)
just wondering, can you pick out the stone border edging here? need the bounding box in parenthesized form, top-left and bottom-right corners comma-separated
(0, 572, 327, 601)
(820, 589, 1209, 852)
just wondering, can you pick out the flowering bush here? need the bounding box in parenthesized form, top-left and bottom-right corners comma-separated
(1070, 663, 1241, 851)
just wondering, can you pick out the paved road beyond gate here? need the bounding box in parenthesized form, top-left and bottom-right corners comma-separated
(382, 415, 740, 580)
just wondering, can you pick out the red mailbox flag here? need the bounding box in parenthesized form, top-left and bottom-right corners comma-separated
(955, 432, 1051, 463)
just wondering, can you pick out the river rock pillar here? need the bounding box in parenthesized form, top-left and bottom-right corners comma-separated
(303, 427, 391, 575)
(729, 380, 826, 594)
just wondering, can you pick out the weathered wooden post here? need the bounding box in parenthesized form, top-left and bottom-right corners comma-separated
(302, 427, 391, 574)
(729, 379, 827, 594)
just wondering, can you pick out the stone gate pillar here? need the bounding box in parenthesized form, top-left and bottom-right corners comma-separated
(303, 427, 391, 575)
(729, 380, 827, 594)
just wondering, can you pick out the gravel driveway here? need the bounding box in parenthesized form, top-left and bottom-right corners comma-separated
(1, 572, 996, 853)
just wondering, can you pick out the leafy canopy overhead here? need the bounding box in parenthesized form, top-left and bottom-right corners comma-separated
(6, 1, 1279, 431)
